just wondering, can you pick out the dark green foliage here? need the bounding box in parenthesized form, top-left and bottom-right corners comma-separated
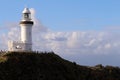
(0, 51, 119, 80)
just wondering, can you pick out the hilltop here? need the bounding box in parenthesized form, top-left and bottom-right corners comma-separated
(0, 51, 119, 80)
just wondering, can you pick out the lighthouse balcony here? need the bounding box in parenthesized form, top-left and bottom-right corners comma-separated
(20, 21, 33, 24)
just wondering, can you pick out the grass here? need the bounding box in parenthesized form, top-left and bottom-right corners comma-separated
(0, 51, 119, 80)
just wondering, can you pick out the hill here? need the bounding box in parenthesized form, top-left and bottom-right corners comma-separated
(0, 51, 119, 80)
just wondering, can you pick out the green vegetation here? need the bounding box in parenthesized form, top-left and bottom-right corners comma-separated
(0, 51, 119, 80)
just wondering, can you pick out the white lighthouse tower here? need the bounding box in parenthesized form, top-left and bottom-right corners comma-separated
(20, 8, 33, 51)
(8, 8, 34, 51)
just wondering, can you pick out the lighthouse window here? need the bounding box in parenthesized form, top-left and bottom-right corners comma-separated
(24, 13, 29, 18)
(16, 45, 22, 49)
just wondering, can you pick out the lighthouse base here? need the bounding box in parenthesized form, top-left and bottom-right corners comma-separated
(8, 41, 32, 52)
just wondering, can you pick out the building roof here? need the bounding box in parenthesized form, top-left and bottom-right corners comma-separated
(22, 8, 31, 14)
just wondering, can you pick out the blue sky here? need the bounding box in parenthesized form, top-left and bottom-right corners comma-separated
(1, 0, 120, 31)
(1, 0, 120, 66)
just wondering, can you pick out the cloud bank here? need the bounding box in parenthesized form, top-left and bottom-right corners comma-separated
(0, 8, 120, 66)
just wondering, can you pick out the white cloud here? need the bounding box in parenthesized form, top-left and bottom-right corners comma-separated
(0, 8, 120, 66)
(104, 43, 111, 49)
(30, 8, 48, 32)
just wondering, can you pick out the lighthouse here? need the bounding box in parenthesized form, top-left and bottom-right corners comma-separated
(8, 8, 34, 51)
(20, 8, 34, 51)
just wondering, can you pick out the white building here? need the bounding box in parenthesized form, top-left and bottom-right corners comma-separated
(8, 8, 34, 51)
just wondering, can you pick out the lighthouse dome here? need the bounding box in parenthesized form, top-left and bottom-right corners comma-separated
(22, 8, 31, 14)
